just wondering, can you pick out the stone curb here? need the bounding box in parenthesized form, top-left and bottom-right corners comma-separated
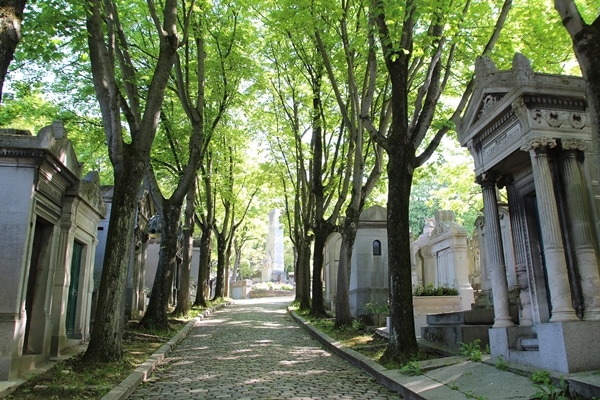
(288, 309, 465, 400)
(101, 302, 230, 400)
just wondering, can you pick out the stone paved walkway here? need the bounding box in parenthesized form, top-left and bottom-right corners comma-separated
(129, 297, 401, 399)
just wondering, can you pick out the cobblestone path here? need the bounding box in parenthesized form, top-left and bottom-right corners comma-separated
(130, 297, 401, 399)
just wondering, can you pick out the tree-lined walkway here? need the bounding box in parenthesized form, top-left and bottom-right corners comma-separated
(130, 297, 401, 399)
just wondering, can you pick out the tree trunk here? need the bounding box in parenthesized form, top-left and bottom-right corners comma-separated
(0, 0, 26, 102)
(213, 232, 226, 300)
(232, 237, 243, 281)
(335, 215, 359, 328)
(309, 223, 332, 317)
(296, 238, 312, 310)
(193, 223, 211, 307)
(554, 2, 600, 178)
(83, 0, 179, 363)
(84, 159, 143, 362)
(174, 183, 195, 316)
(383, 151, 418, 362)
(139, 202, 182, 331)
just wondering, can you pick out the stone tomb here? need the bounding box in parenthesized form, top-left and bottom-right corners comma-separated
(412, 209, 475, 311)
(324, 205, 388, 318)
(93, 185, 154, 321)
(0, 122, 106, 380)
(457, 54, 600, 373)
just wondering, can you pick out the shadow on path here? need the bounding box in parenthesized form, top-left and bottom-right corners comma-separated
(129, 296, 401, 399)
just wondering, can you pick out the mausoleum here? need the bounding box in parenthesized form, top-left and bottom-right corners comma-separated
(457, 53, 600, 373)
(324, 205, 388, 318)
(94, 186, 154, 321)
(0, 122, 106, 380)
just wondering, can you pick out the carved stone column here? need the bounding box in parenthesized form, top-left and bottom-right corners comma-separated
(561, 139, 600, 321)
(521, 137, 578, 322)
(477, 172, 514, 327)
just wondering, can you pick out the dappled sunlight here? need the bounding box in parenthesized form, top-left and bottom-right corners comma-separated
(131, 298, 401, 399)
(289, 346, 332, 358)
(171, 360, 195, 367)
(226, 320, 254, 325)
(217, 353, 262, 361)
(189, 331, 212, 340)
(198, 318, 229, 325)
(179, 346, 209, 351)
(253, 321, 283, 329)
(231, 348, 254, 354)
(345, 335, 374, 347)
(278, 360, 303, 366)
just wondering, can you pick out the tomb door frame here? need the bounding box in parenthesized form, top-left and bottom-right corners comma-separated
(515, 176, 551, 324)
(23, 216, 56, 355)
(66, 241, 83, 339)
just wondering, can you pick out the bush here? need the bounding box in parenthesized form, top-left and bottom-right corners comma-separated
(413, 283, 458, 296)
(364, 297, 389, 314)
(251, 282, 294, 291)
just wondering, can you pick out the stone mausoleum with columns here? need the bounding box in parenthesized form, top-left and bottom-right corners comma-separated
(457, 53, 600, 373)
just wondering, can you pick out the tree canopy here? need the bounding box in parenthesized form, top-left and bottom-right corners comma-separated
(1, 0, 597, 365)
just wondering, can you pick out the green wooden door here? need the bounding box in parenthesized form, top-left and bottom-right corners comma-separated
(66, 242, 83, 338)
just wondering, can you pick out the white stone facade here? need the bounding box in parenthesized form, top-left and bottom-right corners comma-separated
(324, 205, 388, 318)
(457, 54, 600, 373)
(0, 122, 106, 380)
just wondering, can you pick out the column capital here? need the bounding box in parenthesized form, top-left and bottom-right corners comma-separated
(475, 171, 498, 187)
(561, 138, 587, 152)
(520, 137, 557, 153)
(475, 172, 513, 189)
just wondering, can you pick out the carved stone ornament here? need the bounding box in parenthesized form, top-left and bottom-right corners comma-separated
(475, 56, 498, 81)
(520, 137, 557, 152)
(478, 94, 503, 119)
(546, 111, 563, 128)
(512, 53, 535, 82)
(570, 113, 586, 129)
(561, 138, 586, 152)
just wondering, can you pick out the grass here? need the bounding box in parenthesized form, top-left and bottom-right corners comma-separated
(292, 305, 439, 370)
(5, 300, 227, 400)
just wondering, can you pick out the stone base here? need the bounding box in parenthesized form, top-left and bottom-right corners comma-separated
(489, 321, 600, 373)
(248, 289, 294, 298)
(421, 325, 491, 350)
(420, 307, 519, 350)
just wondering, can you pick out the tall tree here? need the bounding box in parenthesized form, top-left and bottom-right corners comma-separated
(315, 1, 384, 327)
(0, 0, 26, 101)
(140, 2, 208, 328)
(554, 2, 600, 174)
(211, 140, 258, 299)
(193, 157, 215, 307)
(83, 0, 180, 363)
(175, 179, 197, 315)
(268, 104, 313, 310)
(364, 0, 511, 362)
(261, 44, 314, 309)
(259, 0, 352, 317)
